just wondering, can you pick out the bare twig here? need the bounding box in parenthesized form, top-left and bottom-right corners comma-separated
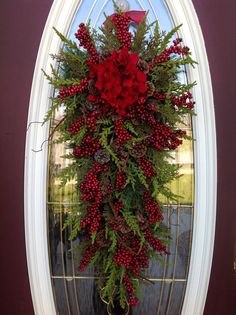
(31, 117, 66, 153)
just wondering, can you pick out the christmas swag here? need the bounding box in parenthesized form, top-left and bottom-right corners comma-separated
(44, 4, 196, 311)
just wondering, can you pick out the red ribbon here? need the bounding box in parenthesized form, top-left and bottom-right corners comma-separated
(105, 10, 146, 27)
(124, 10, 146, 24)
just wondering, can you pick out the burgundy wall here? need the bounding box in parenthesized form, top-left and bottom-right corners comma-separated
(0, 1, 235, 314)
(192, 1, 236, 314)
(0, 1, 53, 314)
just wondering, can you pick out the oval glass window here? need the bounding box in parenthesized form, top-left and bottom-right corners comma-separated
(47, 1, 194, 314)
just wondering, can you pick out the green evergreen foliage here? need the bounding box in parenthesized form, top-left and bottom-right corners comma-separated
(100, 126, 121, 168)
(122, 210, 142, 236)
(159, 25, 182, 53)
(131, 15, 148, 53)
(127, 160, 149, 189)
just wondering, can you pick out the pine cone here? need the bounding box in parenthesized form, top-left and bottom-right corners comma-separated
(95, 149, 110, 164)
(146, 81, 155, 96)
(111, 114, 122, 121)
(101, 50, 111, 60)
(120, 224, 132, 234)
(111, 141, 120, 152)
(119, 159, 128, 172)
(137, 59, 149, 74)
(136, 214, 149, 231)
(96, 230, 111, 248)
(129, 143, 147, 158)
(84, 100, 98, 111)
(131, 118, 142, 126)
(136, 213, 145, 223)
(111, 142, 127, 159)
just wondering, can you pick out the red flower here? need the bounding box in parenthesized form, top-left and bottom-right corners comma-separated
(89, 48, 147, 115)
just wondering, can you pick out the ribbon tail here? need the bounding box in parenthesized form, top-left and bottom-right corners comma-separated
(103, 13, 116, 28)
(125, 10, 146, 24)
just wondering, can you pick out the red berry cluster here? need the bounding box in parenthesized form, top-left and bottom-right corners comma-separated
(73, 136, 100, 158)
(68, 118, 85, 135)
(144, 230, 168, 254)
(171, 92, 195, 109)
(116, 171, 127, 191)
(153, 92, 166, 101)
(129, 238, 149, 275)
(108, 219, 119, 232)
(123, 273, 139, 306)
(138, 96, 147, 105)
(87, 201, 103, 233)
(150, 38, 190, 66)
(166, 43, 190, 56)
(113, 200, 123, 215)
(59, 78, 88, 99)
(103, 164, 109, 172)
(85, 109, 100, 132)
(105, 183, 113, 195)
(173, 37, 183, 46)
(147, 103, 157, 111)
(75, 23, 99, 64)
(114, 237, 149, 276)
(144, 192, 163, 224)
(115, 120, 132, 145)
(148, 124, 186, 151)
(113, 14, 131, 49)
(79, 244, 98, 271)
(80, 167, 103, 233)
(138, 158, 156, 178)
(113, 245, 133, 269)
(80, 168, 102, 202)
(127, 103, 156, 127)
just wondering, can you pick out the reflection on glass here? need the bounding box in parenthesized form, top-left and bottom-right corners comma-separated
(47, 0, 195, 314)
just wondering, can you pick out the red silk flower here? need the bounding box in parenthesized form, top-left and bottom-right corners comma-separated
(89, 47, 147, 115)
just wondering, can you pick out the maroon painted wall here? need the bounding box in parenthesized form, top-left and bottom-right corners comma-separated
(0, 1, 53, 314)
(0, 1, 235, 314)
(192, 1, 236, 314)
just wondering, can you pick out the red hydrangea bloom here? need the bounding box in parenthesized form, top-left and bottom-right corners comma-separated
(89, 47, 147, 115)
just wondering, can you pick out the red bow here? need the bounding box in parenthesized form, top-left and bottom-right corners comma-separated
(105, 10, 146, 27)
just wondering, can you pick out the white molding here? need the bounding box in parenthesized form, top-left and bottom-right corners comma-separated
(166, 1, 217, 315)
(24, 1, 217, 315)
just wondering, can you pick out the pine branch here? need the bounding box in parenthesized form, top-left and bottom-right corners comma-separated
(57, 162, 78, 187)
(53, 27, 79, 51)
(100, 126, 120, 169)
(122, 210, 141, 236)
(72, 125, 88, 146)
(159, 25, 182, 53)
(108, 230, 117, 253)
(128, 160, 149, 189)
(119, 282, 127, 309)
(124, 120, 138, 136)
(112, 0, 123, 14)
(132, 14, 148, 53)
(101, 264, 117, 301)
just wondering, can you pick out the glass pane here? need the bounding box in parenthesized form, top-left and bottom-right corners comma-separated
(47, 1, 195, 314)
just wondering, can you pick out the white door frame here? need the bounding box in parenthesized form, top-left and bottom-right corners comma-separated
(24, 1, 217, 314)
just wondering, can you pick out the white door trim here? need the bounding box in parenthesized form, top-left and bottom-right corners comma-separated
(166, 1, 216, 314)
(24, 1, 217, 314)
